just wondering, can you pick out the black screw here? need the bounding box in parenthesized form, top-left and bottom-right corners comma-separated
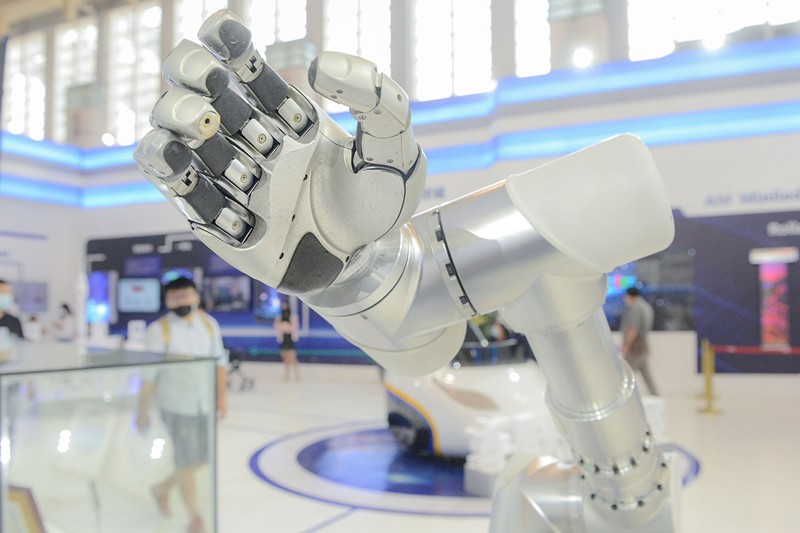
(590, 494, 596, 500)
(279, 253, 284, 259)
(630, 458, 637, 467)
(611, 504, 618, 511)
(656, 484, 663, 491)
(594, 465, 600, 473)
(638, 501, 645, 507)
(612, 466, 620, 475)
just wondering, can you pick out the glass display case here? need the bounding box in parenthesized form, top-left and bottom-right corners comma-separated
(0, 341, 217, 533)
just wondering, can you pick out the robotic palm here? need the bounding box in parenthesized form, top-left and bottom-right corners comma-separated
(135, 10, 679, 531)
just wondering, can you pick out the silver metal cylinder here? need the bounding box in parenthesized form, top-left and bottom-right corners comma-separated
(531, 308, 630, 413)
(519, 305, 669, 525)
(309, 179, 573, 343)
(437, 181, 569, 315)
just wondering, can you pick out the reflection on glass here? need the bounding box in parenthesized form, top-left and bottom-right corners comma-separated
(1, 346, 216, 533)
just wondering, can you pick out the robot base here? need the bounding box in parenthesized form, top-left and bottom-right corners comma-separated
(490, 451, 681, 532)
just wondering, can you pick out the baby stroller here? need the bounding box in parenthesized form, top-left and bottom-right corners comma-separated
(227, 349, 255, 391)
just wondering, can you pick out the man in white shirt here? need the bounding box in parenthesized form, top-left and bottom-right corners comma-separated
(136, 277, 228, 533)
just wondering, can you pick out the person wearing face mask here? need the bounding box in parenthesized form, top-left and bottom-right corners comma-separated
(0, 279, 25, 359)
(136, 277, 227, 533)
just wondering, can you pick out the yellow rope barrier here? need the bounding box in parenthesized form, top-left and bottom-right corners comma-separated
(698, 338, 722, 414)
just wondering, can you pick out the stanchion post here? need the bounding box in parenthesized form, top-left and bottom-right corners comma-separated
(698, 338, 722, 414)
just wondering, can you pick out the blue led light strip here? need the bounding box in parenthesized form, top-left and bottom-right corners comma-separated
(496, 36, 800, 107)
(331, 35, 800, 132)
(0, 174, 161, 208)
(0, 173, 82, 206)
(425, 99, 800, 174)
(3, 99, 800, 208)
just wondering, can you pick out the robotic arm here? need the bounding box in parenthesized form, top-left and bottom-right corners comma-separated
(135, 10, 679, 531)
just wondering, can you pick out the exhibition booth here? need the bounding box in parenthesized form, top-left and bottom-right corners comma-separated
(1, 3, 799, 531)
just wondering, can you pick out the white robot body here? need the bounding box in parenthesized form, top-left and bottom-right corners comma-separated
(135, 10, 680, 531)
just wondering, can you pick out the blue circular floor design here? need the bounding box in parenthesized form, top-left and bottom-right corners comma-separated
(296, 428, 467, 497)
(249, 421, 702, 516)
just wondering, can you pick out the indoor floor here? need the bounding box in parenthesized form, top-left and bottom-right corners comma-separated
(217, 362, 800, 533)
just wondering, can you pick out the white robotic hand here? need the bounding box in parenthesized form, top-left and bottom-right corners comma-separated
(135, 9, 426, 296)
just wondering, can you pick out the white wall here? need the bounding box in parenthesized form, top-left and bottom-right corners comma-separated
(0, 197, 83, 326)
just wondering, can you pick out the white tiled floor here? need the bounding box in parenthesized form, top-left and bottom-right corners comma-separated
(218, 362, 800, 533)
(7, 359, 798, 532)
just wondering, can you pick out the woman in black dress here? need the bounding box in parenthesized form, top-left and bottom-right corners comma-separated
(274, 299, 300, 380)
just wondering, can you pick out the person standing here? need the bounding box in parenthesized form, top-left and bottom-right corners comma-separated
(136, 277, 227, 533)
(52, 303, 76, 341)
(620, 287, 659, 395)
(0, 280, 24, 360)
(274, 299, 300, 380)
(0, 279, 24, 339)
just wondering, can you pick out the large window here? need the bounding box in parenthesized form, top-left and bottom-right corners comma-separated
(413, 0, 493, 101)
(2, 32, 47, 141)
(108, 3, 162, 146)
(53, 19, 98, 143)
(324, 0, 391, 75)
(175, 0, 228, 45)
(245, 0, 307, 55)
(514, 0, 551, 77)
(628, 0, 800, 61)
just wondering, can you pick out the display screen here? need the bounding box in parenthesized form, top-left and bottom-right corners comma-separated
(87, 271, 117, 323)
(124, 255, 162, 277)
(12, 281, 48, 314)
(117, 278, 162, 313)
(759, 262, 790, 347)
(254, 281, 282, 321)
(603, 250, 695, 331)
(203, 276, 251, 312)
